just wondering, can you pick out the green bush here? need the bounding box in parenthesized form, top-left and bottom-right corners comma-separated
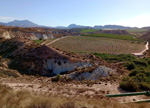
(133, 60, 148, 67)
(51, 74, 61, 82)
(121, 69, 150, 91)
(129, 68, 145, 76)
(124, 62, 136, 70)
(120, 77, 139, 91)
(139, 82, 150, 90)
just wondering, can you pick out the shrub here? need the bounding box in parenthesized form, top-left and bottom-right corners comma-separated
(136, 73, 146, 82)
(133, 60, 148, 67)
(129, 68, 145, 76)
(51, 74, 61, 82)
(120, 78, 139, 91)
(124, 62, 136, 70)
(139, 82, 150, 90)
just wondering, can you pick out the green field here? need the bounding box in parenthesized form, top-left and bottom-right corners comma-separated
(82, 33, 139, 41)
(50, 36, 145, 54)
(80, 29, 99, 33)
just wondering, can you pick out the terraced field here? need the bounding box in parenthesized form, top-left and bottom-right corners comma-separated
(50, 36, 145, 54)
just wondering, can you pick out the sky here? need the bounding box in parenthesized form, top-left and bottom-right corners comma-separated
(0, 0, 150, 27)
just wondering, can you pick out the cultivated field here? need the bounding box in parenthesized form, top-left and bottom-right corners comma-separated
(50, 36, 145, 54)
(80, 29, 99, 33)
(82, 33, 138, 40)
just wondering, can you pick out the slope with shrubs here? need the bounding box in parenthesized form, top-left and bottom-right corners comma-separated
(93, 53, 150, 91)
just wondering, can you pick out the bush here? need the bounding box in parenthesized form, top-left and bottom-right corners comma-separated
(51, 74, 61, 82)
(140, 82, 150, 90)
(133, 60, 148, 67)
(120, 78, 139, 91)
(121, 69, 150, 91)
(129, 68, 145, 76)
(124, 62, 136, 70)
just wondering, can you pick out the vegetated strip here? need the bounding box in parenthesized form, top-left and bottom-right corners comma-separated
(81, 33, 140, 41)
(33, 39, 45, 44)
(80, 29, 99, 33)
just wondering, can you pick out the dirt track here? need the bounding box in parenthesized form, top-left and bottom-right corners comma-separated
(42, 36, 69, 46)
(133, 42, 149, 56)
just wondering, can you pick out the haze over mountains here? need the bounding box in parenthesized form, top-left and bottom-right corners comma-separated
(0, 20, 149, 29)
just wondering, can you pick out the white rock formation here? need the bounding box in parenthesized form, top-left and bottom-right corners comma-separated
(43, 59, 91, 75)
(1, 31, 11, 39)
(67, 66, 115, 80)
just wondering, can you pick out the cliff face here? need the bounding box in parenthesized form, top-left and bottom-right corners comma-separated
(43, 59, 91, 75)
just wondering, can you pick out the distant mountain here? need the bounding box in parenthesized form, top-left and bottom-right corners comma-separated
(56, 24, 137, 29)
(0, 20, 146, 29)
(94, 25, 135, 29)
(0, 20, 39, 27)
(55, 26, 67, 29)
(67, 24, 91, 29)
(0, 22, 6, 26)
(7, 20, 39, 27)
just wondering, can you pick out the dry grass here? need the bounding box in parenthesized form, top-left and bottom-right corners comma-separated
(50, 36, 145, 54)
(0, 84, 150, 108)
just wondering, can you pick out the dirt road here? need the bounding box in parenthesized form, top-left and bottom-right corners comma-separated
(42, 36, 69, 46)
(133, 42, 149, 56)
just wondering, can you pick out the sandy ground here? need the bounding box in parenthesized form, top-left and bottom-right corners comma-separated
(0, 76, 147, 103)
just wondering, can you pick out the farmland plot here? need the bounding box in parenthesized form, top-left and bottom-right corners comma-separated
(50, 36, 145, 54)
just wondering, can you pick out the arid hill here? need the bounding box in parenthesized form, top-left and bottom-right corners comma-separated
(0, 37, 93, 76)
(138, 31, 150, 41)
(0, 25, 81, 40)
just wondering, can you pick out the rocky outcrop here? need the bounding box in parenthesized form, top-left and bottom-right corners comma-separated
(30, 33, 54, 40)
(67, 66, 116, 81)
(43, 59, 91, 75)
(0, 31, 11, 39)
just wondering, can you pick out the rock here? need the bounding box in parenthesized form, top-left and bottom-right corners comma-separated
(66, 66, 116, 81)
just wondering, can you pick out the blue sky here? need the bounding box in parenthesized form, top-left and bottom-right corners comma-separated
(0, 0, 150, 27)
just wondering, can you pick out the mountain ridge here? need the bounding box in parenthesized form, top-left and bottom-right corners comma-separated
(0, 20, 39, 27)
(0, 20, 149, 29)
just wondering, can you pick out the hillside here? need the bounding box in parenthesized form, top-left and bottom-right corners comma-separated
(0, 37, 94, 76)
(0, 26, 150, 107)
(138, 31, 150, 41)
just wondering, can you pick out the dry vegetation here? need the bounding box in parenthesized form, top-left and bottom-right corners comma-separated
(50, 36, 145, 54)
(0, 76, 150, 108)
